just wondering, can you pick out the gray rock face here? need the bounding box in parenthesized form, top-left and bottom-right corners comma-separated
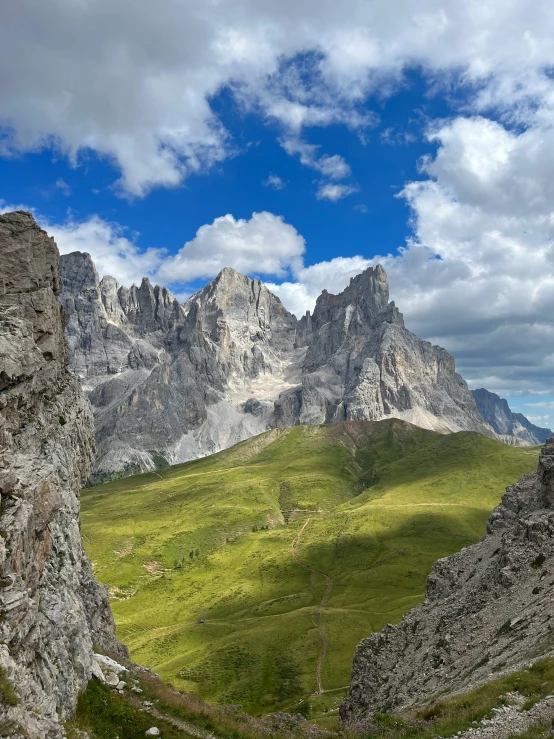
(0, 212, 125, 738)
(279, 266, 491, 435)
(340, 436, 554, 727)
(60, 253, 497, 474)
(472, 387, 552, 445)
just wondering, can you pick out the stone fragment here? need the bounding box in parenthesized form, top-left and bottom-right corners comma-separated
(104, 672, 119, 686)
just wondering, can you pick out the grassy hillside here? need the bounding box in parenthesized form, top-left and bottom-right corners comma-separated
(80, 420, 539, 718)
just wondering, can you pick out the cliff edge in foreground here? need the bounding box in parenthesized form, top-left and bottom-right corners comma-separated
(341, 435, 554, 726)
(0, 212, 125, 738)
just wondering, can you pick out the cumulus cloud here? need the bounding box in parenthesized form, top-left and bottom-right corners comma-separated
(156, 212, 305, 282)
(4, 0, 554, 195)
(47, 217, 167, 285)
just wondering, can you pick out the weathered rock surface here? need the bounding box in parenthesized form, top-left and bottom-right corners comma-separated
(0, 212, 126, 738)
(59, 252, 502, 474)
(472, 387, 552, 445)
(340, 436, 554, 727)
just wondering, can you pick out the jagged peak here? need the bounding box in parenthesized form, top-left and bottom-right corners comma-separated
(191, 266, 284, 306)
(60, 251, 100, 293)
(310, 263, 403, 327)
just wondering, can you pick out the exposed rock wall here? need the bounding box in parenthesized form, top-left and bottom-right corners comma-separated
(60, 251, 499, 475)
(472, 387, 552, 445)
(0, 212, 125, 738)
(341, 436, 554, 727)
(277, 266, 491, 435)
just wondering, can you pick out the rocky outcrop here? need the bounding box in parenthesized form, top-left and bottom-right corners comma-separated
(340, 436, 554, 727)
(472, 388, 552, 445)
(60, 251, 497, 475)
(0, 212, 125, 738)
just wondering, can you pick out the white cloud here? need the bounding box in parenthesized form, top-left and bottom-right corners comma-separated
(49, 216, 167, 285)
(526, 402, 554, 409)
(316, 183, 357, 201)
(526, 415, 552, 425)
(5, 1, 554, 195)
(280, 138, 352, 179)
(263, 173, 286, 189)
(156, 212, 305, 282)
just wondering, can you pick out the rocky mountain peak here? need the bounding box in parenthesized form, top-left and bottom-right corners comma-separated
(472, 387, 552, 445)
(0, 211, 61, 295)
(60, 250, 99, 294)
(306, 265, 404, 342)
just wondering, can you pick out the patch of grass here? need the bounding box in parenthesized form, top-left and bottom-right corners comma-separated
(81, 419, 539, 717)
(335, 657, 554, 739)
(66, 670, 317, 739)
(390, 657, 554, 739)
(0, 667, 19, 706)
(65, 679, 193, 738)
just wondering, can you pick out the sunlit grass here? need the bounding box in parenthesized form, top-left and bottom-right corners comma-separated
(81, 419, 538, 716)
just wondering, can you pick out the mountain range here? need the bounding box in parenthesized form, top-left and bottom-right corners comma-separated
(59, 251, 544, 477)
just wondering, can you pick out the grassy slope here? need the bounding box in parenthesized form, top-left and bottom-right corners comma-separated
(81, 420, 539, 716)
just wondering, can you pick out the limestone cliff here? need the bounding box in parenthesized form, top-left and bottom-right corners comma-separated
(59, 253, 499, 474)
(341, 436, 554, 727)
(0, 212, 125, 738)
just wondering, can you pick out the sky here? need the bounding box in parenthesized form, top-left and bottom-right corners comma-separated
(1, 0, 554, 428)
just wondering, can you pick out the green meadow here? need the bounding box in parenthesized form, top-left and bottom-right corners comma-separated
(80, 419, 539, 717)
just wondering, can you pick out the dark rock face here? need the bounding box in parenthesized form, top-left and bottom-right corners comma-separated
(60, 251, 497, 474)
(472, 388, 552, 445)
(340, 435, 554, 727)
(0, 212, 125, 738)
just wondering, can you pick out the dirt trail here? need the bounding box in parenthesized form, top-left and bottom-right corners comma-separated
(291, 519, 333, 694)
(144, 704, 217, 738)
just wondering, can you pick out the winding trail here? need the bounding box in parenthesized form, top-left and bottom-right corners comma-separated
(291, 519, 333, 694)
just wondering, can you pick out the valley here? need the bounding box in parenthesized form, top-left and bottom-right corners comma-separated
(80, 419, 540, 720)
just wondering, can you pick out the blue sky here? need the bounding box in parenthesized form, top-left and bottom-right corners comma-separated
(0, 69, 440, 289)
(1, 1, 554, 428)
